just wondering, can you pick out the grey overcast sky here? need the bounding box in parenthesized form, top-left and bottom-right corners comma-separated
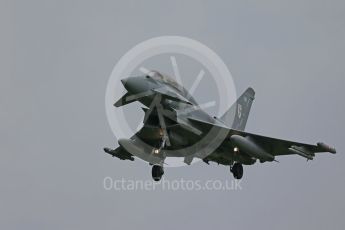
(1, 0, 345, 229)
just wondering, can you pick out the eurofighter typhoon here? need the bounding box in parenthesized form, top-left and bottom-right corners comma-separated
(104, 71, 336, 181)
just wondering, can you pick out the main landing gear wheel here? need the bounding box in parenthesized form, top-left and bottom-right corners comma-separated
(152, 165, 164, 181)
(230, 163, 243, 179)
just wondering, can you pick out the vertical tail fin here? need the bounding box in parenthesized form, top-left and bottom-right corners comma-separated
(220, 87, 255, 131)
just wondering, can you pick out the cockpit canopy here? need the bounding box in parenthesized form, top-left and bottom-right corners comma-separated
(146, 70, 180, 89)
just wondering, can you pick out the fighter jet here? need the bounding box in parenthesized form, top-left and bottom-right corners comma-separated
(104, 71, 336, 181)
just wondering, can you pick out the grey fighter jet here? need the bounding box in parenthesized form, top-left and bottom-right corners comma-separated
(104, 71, 336, 181)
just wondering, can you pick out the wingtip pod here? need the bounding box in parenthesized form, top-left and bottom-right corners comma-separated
(103, 147, 112, 154)
(103, 146, 135, 161)
(317, 142, 337, 154)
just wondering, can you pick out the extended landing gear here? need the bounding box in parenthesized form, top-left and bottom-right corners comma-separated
(152, 165, 164, 181)
(230, 163, 243, 179)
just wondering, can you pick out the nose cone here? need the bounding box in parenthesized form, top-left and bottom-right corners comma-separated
(121, 76, 151, 94)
